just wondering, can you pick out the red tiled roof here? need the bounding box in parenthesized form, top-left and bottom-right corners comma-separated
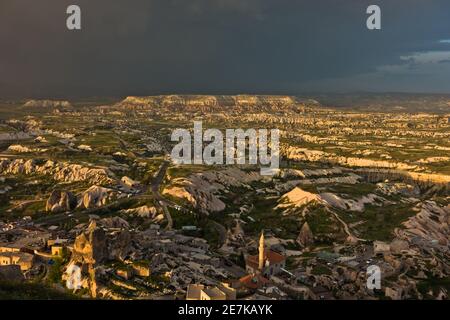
(246, 249, 285, 269)
(246, 259, 259, 270)
(239, 274, 269, 289)
(265, 250, 285, 263)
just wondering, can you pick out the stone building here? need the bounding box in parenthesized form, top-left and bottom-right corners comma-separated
(245, 232, 286, 278)
(0, 251, 34, 271)
(51, 245, 66, 257)
(0, 245, 21, 253)
(186, 283, 236, 300)
(373, 241, 391, 255)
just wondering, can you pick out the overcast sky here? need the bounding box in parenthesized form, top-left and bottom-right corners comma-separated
(1, 0, 450, 98)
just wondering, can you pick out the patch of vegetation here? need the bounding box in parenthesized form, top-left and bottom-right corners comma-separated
(306, 206, 338, 235)
(311, 265, 332, 275)
(0, 281, 78, 300)
(242, 195, 299, 239)
(170, 208, 199, 229)
(417, 276, 450, 299)
(336, 202, 416, 241)
(46, 257, 64, 285)
(202, 221, 222, 248)
(326, 183, 376, 196)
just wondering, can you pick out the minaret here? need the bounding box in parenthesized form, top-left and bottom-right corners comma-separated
(258, 231, 265, 271)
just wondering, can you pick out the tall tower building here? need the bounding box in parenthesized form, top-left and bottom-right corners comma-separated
(258, 231, 265, 271)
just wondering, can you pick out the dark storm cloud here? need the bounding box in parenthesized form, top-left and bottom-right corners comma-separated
(1, 0, 450, 98)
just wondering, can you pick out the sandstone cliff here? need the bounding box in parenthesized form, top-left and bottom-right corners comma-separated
(0, 158, 114, 185)
(78, 186, 117, 209)
(283, 146, 450, 187)
(395, 201, 450, 254)
(163, 168, 264, 214)
(119, 95, 304, 112)
(23, 100, 72, 108)
(297, 222, 314, 248)
(46, 190, 77, 213)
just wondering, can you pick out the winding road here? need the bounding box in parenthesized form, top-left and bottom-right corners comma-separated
(151, 161, 173, 230)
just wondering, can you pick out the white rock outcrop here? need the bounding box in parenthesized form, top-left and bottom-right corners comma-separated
(276, 187, 321, 210)
(78, 186, 117, 209)
(163, 168, 264, 214)
(23, 100, 72, 108)
(0, 158, 114, 185)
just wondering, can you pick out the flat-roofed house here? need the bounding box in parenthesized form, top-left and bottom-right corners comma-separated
(218, 282, 237, 300)
(201, 287, 227, 300)
(51, 245, 65, 257)
(0, 244, 21, 253)
(186, 283, 237, 300)
(186, 284, 205, 300)
(0, 252, 34, 271)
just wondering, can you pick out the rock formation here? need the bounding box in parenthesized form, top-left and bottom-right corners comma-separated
(23, 100, 72, 108)
(78, 186, 117, 209)
(46, 190, 77, 213)
(163, 168, 263, 214)
(7, 144, 47, 153)
(390, 238, 409, 254)
(99, 217, 129, 230)
(118, 95, 307, 113)
(297, 222, 314, 248)
(121, 205, 158, 218)
(67, 219, 133, 297)
(0, 158, 114, 185)
(72, 220, 108, 265)
(395, 201, 450, 254)
(276, 187, 321, 211)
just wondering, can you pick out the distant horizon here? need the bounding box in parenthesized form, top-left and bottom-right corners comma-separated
(2, 91, 450, 102)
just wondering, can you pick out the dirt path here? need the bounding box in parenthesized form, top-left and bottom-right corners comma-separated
(326, 208, 366, 242)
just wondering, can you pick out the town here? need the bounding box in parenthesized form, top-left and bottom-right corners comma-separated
(0, 94, 448, 300)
